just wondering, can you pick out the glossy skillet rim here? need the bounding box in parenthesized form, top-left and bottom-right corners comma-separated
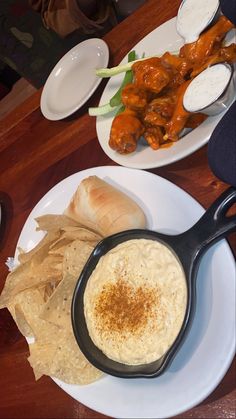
(71, 229, 194, 379)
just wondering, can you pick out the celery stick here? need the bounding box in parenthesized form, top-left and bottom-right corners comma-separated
(88, 51, 136, 117)
(109, 50, 136, 107)
(96, 57, 146, 78)
(88, 103, 115, 116)
(96, 51, 179, 78)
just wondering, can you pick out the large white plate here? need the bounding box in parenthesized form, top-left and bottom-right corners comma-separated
(16, 166, 235, 419)
(96, 17, 236, 169)
(41, 39, 109, 121)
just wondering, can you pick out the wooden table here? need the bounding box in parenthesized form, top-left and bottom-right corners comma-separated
(0, 0, 235, 417)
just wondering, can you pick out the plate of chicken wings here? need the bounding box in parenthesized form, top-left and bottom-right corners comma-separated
(95, 16, 236, 169)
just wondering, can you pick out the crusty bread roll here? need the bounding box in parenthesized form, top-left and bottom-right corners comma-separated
(64, 176, 146, 236)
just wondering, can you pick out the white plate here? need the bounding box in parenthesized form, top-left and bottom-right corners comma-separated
(16, 166, 235, 419)
(41, 39, 109, 121)
(96, 17, 236, 169)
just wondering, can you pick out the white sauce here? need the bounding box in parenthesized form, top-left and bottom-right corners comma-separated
(183, 64, 232, 112)
(177, 0, 220, 43)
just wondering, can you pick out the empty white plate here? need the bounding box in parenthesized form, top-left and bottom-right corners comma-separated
(40, 38, 109, 121)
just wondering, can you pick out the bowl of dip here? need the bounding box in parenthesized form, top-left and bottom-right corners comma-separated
(83, 238, 187, 367)
(183, 63, 235, 116)
(71, 187, 236, 378)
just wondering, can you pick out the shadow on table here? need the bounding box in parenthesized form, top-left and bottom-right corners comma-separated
(0, 191, 13, 252)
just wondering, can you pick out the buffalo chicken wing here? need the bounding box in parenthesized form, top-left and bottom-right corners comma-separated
(132, 57, 173, 93)
(180, 16, 234, 64)
(121, 83, 151, 111)
(109, 109, 145, 154)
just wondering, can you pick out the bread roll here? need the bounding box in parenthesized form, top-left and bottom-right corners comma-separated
(64, 176, 146, 236)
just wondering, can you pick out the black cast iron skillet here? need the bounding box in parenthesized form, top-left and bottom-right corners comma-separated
(71, 187, 236, 378)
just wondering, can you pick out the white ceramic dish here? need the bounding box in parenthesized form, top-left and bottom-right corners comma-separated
(15, 166, 235, 419)
(96, 17, 235, 169)
(41, 39, 109, 121)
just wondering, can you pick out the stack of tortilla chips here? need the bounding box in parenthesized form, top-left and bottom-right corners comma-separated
(0, 214, 104, 385)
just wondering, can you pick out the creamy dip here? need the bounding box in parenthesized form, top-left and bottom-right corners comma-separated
(177, 0, 220, 43)
(84, 239, 187, 365)
(183, 64, 232, 112)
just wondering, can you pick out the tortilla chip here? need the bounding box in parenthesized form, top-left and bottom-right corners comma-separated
(1, 205, 105, 386)
(7, 288, 60, 339)
(49, 332, 103, 385)
(43, 282, 58, 303)
(48, 228, 101, 256)
(7, 288, 44, 338)
(18, 230, 61, 264)
(40, 273, 76, 329)
(0, 261, 37, 309)
(0, 254, 63, 308)
(60, 226, 102, 243)
(28, 342, 58, 380)
(7, 302, 34, 338)
(28, 330, 103, 385)
(62, 240, 94, 278)
(49, 238, 72, 255)
(41, 240, 94, 329)
(35, 214, 81, 232)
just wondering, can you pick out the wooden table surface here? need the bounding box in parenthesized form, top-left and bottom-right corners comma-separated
(0, 0, 235, 418)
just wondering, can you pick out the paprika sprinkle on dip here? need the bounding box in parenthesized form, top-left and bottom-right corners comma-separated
(94, 278, 159, 335)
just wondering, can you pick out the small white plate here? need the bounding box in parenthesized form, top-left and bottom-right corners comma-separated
(15, 166, 235, 419)
(96, 18, 235, 169)
(41, 39, 109, 121)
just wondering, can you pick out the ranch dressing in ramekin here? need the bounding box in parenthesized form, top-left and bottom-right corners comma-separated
(183, 64, 233, 114)
(177, 0, 220, 43)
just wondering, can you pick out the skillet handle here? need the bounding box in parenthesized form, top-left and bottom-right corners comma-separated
(179, 187, 236, 263)
(169, 186, 236, 271)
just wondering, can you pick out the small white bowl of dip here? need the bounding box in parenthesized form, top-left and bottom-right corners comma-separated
(176, 0, 221, 43)
(183, 63, 235, 116)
